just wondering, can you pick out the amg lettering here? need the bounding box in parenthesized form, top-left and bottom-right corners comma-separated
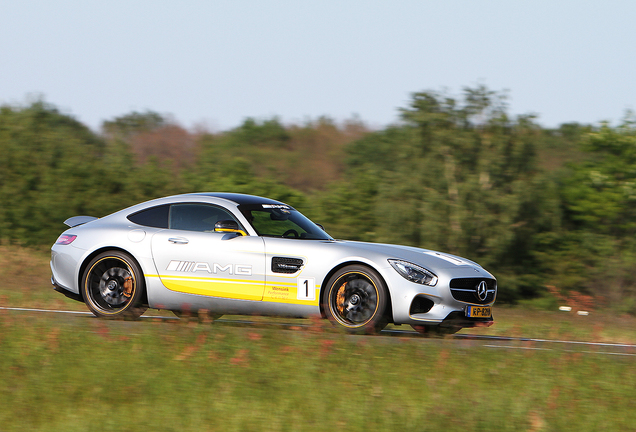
(235, 265, 251, 275)
(213, 263, 233, 274)
(193, 262, 212, 273)
(166, 261, 252, 276)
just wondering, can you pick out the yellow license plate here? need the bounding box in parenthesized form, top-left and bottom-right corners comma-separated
(466, 306, 491, 318)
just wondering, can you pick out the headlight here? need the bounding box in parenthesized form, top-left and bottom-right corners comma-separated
(388, 259, 438, 286)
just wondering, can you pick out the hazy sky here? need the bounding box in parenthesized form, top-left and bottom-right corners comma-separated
(1, 1, 635, 131)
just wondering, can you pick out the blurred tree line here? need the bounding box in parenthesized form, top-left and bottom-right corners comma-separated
(1, 88, 635, 312)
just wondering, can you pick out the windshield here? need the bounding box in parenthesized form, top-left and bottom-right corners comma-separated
(238, 203, 333, 240)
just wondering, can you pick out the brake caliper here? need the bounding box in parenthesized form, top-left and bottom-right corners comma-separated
(336, 282, 347, 315)
(123, 276, 134, 298)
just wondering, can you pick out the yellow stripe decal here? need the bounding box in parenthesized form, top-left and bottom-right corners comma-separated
(161, 278, 264, 301)
(146, 274, 319, 305)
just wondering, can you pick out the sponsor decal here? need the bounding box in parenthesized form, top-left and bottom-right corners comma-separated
(166, 260, 252, 276)
(265, 286, 290, 300)
(262, 204, 291, 209)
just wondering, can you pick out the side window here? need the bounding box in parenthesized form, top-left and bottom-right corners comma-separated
(127, 204, 170, 228)
(169, 204, 238, 232)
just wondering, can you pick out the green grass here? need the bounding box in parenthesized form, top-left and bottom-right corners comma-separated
(1, 311, 635, 431)
(2, 246, 636, 431)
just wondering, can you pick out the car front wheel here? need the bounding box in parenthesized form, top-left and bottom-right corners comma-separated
(323, 265, 388, 333)
(81, 251, 147, 319)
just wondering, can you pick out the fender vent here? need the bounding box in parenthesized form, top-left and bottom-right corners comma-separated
(271, 257, 304, 274)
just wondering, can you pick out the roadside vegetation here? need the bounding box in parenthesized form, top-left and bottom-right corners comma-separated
(2, 86, 636, 313)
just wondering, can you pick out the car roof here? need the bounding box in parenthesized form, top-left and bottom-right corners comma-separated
(184, 193, 286, 206)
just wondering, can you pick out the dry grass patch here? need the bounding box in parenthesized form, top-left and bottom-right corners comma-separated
(0, 245, 84, 310)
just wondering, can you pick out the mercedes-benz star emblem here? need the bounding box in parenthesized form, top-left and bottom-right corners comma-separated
(476, 281, 488, 301)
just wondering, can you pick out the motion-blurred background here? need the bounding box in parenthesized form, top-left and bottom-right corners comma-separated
(2, 1, 636, 312)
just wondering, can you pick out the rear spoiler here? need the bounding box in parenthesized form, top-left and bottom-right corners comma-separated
(64, 216, 98, 227)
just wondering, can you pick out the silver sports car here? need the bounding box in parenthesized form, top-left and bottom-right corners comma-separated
(51, 193, 496, 333)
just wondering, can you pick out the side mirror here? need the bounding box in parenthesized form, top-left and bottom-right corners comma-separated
(214, 220, 247, 236)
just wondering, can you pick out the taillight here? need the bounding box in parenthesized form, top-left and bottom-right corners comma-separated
(55, 234, 77, 245)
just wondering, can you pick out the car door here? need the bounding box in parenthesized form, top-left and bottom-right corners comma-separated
(151, 203, 266, 301)
(261, 237, 326, 307)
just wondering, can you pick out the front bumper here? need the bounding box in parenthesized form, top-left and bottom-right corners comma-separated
(384, 265, 496, 327)
(437, 311, 494, 329)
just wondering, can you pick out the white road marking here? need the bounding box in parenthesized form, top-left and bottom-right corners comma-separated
(483, 344, 553, 351)
(0, 306, 174, 319)
(575, 350, 636, 357)
(0, 306, 92, 315)
(484, 344, 636, 357)
(2, 307, 636, 356)
(454, 333, 636, 349)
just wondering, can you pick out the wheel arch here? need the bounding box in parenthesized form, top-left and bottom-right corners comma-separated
(77, 247, 149, 305)
(319, 261, 394, 323)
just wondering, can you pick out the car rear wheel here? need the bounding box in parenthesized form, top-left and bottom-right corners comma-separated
(82, 251, 147, 319)
(323, 265, 388, 333)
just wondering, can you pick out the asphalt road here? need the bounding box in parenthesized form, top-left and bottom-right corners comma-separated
(1, 306, 635, 357)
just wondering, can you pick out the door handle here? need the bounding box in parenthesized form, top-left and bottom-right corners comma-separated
(168, 237, 189, 244)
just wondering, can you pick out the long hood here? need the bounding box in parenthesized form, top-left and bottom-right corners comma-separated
(334, 240, 485, 271)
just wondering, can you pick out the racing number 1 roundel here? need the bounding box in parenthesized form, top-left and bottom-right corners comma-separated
(297, 278, 315, 301)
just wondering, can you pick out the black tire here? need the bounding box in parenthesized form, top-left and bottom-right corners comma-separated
(81, 251, 147, 319)
(322, 265, 388, 333)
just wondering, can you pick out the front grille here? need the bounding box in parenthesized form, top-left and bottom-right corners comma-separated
(449, 278, 496, 304)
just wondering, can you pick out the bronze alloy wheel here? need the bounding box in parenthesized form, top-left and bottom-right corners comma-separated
(323, 265, 388, 333)
(82, 251, 147, 319)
